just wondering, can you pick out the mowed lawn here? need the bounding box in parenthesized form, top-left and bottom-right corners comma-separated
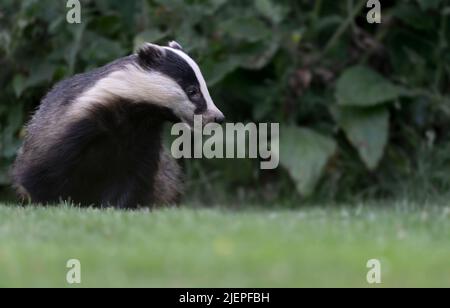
(0, 202, 449, 288)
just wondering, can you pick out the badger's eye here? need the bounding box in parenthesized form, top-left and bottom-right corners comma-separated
(187, 87, 200, 99)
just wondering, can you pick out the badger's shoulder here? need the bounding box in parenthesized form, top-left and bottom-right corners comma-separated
(20, 56, 137, 151)
(38, 55, 137, 113)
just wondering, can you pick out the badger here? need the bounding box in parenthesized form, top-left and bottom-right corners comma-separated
(12, 41, 225, 209)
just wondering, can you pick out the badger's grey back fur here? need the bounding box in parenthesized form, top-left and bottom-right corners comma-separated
(16, 56, 136, 166)
(12, 42, 222, 208)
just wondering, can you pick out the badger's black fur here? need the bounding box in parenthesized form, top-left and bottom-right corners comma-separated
(13, 100, 182, 208)
(11, 42, 224, 209)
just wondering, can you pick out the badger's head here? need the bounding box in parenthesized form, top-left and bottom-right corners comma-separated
(133, 41, 225, 127)
(73, 41, 224, 128)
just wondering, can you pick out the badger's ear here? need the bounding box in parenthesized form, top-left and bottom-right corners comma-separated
(168, 41, 183, 51)
(137, 43, 164, 68)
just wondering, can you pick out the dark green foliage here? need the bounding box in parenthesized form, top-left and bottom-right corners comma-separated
(0, 0, 449, 202)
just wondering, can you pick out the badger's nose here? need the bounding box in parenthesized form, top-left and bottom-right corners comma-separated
(203, 109, 225, 125)
(214, 114, 225, 124)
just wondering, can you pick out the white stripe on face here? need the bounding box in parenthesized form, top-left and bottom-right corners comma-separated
(164, 47, 224, 118)
(69, 64, 192, 119)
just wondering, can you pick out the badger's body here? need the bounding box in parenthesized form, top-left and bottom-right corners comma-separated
(12, 42, 224, 208)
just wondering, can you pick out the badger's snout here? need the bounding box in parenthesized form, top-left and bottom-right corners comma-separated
(203, 109, 225, 125)
(214, 112, 226, 124)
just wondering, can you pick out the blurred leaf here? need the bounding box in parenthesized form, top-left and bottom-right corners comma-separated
(0, 163, 10, 185)
(12, 75, 26, 97)
(67, 23, 86, 75)
(81, 34, 127, 64)
(333, 106, 389, 170)
(48, 16, 64, 34)
(416, 0, 443, 11)
(336, 66, 404, 107)
(193, 0, 227, 15)
(315, 15, 344, 33)
(2, 103, 23, 159)
(88, 15, 122, 37)
(25, 64, 56, 89)
(153, 0, 185, 10)
(0, 30, 12, 55)
(173, 21, 205, 53)
(112, 0, 138, 29)
(249, 82, 280, 120)
(387, 29, 436, 84)
(255, 0, 286, 24)
(134, 29, 168, 51)
(202, 57, 241, 86)
(278, 126, 336, 196)
(220, 17, 271, 43)
(394, 3, 436, 30)
(239, 39, 280, 70)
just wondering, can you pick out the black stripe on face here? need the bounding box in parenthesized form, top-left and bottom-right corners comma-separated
(144, 49, 207, 114)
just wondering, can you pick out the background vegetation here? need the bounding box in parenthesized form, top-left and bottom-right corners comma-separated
(1, 0, 449, 204)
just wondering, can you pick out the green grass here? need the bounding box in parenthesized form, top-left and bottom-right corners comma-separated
(0, 201, 449, 288)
